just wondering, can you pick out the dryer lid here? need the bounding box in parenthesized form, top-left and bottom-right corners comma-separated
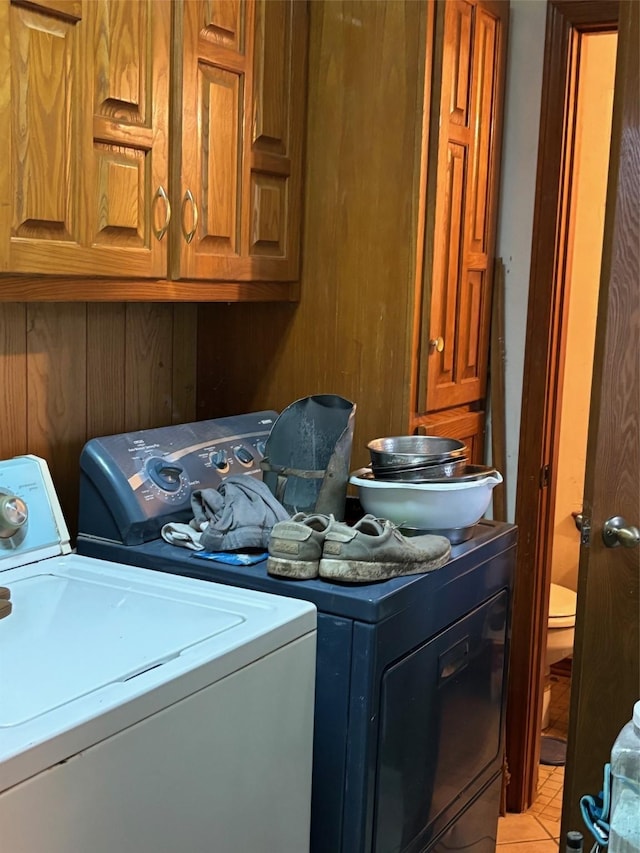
(548, 583, 577, 621)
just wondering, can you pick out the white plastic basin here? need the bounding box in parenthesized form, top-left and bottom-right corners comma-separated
(349, 468, 503, 531)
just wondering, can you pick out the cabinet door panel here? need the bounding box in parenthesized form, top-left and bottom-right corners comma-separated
(250, 173, 286, 256)
(416, 408, 486, 465)
(429, 142, 467, 396)
(446, 0, 473, 127)
(200, 0, 243, 50)
(200, 64, 242, 255)
(252, 0, 287, 154)
(1, 0, 170, 279)
(86, 0, 170, 275)
(10, 5, 81, 246)
(456, 268, 485, 384)
(467, 7, 499, 256)
(178, 0, 306, 283)
(177, 0, 249, 280)
(94, 144, 145, 247)
(422, 0, 507, 414)
(93, 1, 146, 123)
(247, 0, 302, 275)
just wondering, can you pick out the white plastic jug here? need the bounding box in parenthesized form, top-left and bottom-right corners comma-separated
(609, 700, 640, 853)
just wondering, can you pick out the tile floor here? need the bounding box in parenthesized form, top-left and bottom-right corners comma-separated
(497, 673, 571, 852)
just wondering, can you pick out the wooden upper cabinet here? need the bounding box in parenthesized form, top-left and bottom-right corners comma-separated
(0, 0, 171, 278)
(0, 0, 307, 298)
(421, 0, 508, 413)
(174, 0, 307, 282)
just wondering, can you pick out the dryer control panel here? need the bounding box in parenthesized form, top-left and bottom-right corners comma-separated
(78, 411, 278, 546)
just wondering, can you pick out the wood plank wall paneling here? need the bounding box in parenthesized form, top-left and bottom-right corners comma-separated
(86, 303, 127, 437)
(0, 302, 197, 539)
(124, 303, 175, 430)
(0, 304, 28, 457)
(196, 0, 428, 473)
(171, 303, 198, 423)
(26, 303, 88, 528)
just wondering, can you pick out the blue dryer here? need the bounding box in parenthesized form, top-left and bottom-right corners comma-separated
(75, 412, 515, 853)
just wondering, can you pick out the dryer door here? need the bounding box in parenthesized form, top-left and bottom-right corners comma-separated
(373, 589, 509, 853)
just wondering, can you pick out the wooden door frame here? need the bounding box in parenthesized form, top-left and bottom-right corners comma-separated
(562, 0, 639, 833)
(505, 0, 619, 812)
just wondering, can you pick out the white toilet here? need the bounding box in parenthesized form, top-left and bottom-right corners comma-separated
(542, 582, 578, 729)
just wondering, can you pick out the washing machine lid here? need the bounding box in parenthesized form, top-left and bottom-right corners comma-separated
(548, 582, 577, 625)
(0, 553, 315, 793)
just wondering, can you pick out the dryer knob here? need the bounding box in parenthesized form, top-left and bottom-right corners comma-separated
(234, 446, 254, 466)
(0, 493, 28, 539)
(209, 450, 229, 471)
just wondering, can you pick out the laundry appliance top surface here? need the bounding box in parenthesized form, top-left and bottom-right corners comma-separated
(0, 452, 315, 796)
(79, 520, 516, 624)
(76, 412, 517, 625)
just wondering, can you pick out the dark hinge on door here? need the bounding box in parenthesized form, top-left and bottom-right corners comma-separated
(580, 517, 591, 547)
(572, 511, 591, 546)
(539, 463, 551, 488)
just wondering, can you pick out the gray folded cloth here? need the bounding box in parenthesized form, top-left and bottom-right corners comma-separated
(161, 522, 204, 551)
(191, 476, 289, 552)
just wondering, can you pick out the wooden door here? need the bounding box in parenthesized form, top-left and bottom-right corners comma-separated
(0, 0, 170, 278)
(561, 0, 639, 836)
(505, 0, 621, 814)
(176, 0, 306, 283)
(421, 0, 507, 413)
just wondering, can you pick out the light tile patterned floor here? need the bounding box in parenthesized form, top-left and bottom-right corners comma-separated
(497, 673, 571, 851)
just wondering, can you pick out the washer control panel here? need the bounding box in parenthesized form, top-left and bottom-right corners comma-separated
(0, 455, 71, 570)
(78, 411, 278, 545)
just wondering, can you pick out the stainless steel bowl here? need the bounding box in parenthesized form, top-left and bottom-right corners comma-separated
(367, 435, 468, 470)
(358, 464, 498, 484)
(370, 456, 468, 481)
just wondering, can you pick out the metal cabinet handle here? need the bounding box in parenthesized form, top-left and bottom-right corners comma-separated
(602, 516, 640, 548)
(429, 336, 445, 353)
(181, 189, 199, 244)
(152, 185, 172, 241)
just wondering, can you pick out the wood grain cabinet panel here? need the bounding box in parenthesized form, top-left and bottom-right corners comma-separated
(416, 406, 486, 466)
(0, 0, 170, 279)
(420, 0, 507, 414)
(446, 0, 473, 127)
(428, 141, 467, 399)
(0, 0, 307, 300)
(176, 0, 306, 283)
(5, 2, 84, 255)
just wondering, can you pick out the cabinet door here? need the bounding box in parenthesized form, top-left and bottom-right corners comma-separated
(416, 407, 486, 465)
(176, 0, 307, 282)
(0, 0, 170, 279)
(422, 0, 507, 412)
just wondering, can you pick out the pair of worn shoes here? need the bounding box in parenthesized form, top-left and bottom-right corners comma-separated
(267, 513, 451, 583)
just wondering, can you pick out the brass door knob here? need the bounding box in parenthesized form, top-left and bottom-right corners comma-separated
(602, 516, 640, 548)
(429, 336, 445, 353)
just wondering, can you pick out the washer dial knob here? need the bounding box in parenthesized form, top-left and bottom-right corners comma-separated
(0, 493, 28, 540)
(146, 458, 185, 493)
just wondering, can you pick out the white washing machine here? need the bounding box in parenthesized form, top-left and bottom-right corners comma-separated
(0, 455, 316, 853)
